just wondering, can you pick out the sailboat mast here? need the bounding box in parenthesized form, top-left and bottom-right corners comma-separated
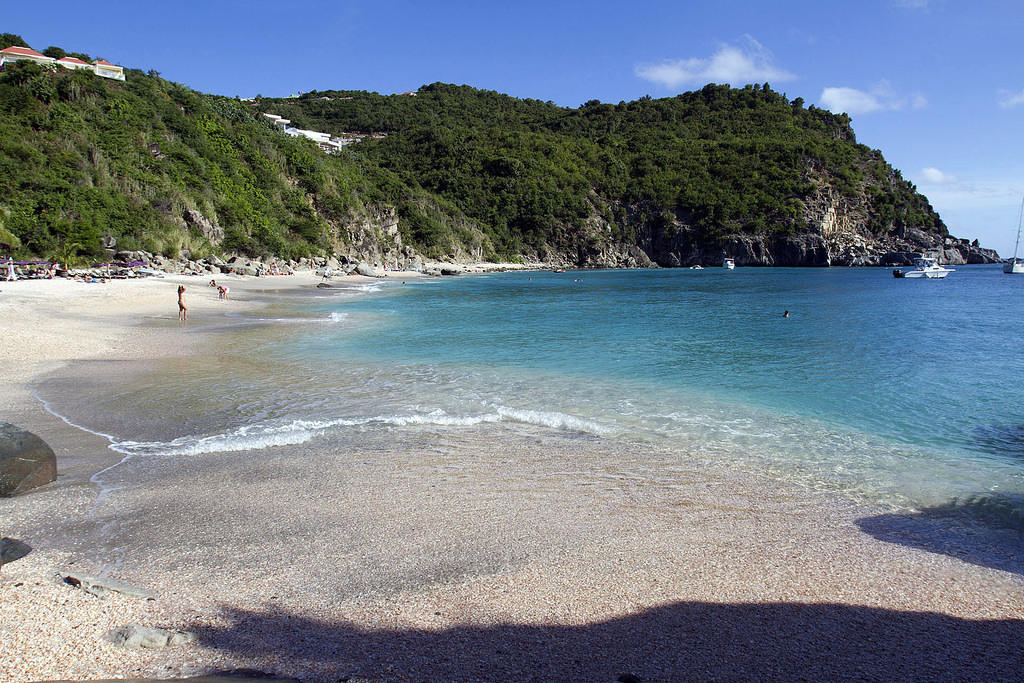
(1014, 195, 1024, 261)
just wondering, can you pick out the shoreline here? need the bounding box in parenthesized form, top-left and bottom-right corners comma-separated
(1, 269, 1022, 682)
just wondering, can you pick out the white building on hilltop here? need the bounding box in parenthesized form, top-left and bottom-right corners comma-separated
(0, 46, 126, 81)
(56, 56, 93, 71)
(0, 46, 56, 66)
(262, 112, 352, 154)
(92, 59, 125, 81)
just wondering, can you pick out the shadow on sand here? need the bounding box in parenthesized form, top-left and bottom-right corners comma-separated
(856, 494, 1024, 576)
(190, 600, 1024, 682)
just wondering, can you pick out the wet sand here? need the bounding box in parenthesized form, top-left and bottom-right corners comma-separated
(1, 271, 1022, 682)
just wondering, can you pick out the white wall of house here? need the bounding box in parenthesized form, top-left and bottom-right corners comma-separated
(93, 62, 125, 81)
(56, 57, 93, 71)
(0, 48, 56, 67)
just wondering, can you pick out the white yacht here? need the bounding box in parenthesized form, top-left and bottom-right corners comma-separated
(898, 257, 954, 279)
(1004, 196, 1024, 274)
(722, 258, 735, 270)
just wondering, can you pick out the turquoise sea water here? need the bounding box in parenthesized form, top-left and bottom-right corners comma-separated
(40, 265, 1024, 530)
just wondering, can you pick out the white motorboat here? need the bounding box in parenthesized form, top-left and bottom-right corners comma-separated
(1004, 196, 1024, 274)
(690, 264, 704, 270)
(722, 258, 735, 270)
(898, 257, 954, 279)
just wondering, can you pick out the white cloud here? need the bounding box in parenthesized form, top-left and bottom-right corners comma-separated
(819, 81, 928, 115)
(915, 175, 1021, 210)
(919, 167, 956, 184)
(635, 36, 796, 89)
(998, 89, 1024, 108)
(820, 87, 883, 115)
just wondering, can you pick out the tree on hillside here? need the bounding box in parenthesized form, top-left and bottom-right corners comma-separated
(0, 33, 30, 50)
(0, 206, 21, 253)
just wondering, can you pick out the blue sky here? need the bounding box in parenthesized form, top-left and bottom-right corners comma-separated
(6, 0, 1023, 255)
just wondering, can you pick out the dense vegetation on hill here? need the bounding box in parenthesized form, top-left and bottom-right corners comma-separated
(261, 82, 946, 260)
(0, 33, 956, 267)
(0, 35, 491, 264)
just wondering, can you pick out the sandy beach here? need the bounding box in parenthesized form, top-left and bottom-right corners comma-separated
(1, 270, 1022, 682)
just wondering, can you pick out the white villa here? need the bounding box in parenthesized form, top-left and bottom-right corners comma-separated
(262, 113, 354, 154)
(0, 46, 126, 81)
(93, 59, 125, 81)
(56, 55, 93, 71)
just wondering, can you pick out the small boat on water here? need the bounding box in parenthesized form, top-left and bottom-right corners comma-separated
(1004, 196, 1024, 274)
(722, 258, 735, 270)
(893, 257, 954, 279)
(690, 264, 704, 270)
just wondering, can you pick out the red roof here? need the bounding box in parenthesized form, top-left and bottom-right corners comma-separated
(57, 56, 91, 66)
(1, 46, 50, 59)
(94, 59, 118, 66)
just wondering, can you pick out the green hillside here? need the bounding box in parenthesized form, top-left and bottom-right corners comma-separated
(260, 82, 946, 259)
(0, 33, 957, 268)
(0, 39, 492, 265)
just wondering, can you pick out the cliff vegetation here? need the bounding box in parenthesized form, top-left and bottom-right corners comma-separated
(0, 33, 998, 268)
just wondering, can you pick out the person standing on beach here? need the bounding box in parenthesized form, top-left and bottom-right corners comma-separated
(177, 285, 187, 321)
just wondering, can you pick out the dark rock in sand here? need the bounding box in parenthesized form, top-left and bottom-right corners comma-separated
(0, 422, 57, 496)
(46, 674, 299, 683)
(355, 262, 378, 277)
(0, 537, 32, 569)
(61, 572, 155, 600)
(107, 624, 195, 649)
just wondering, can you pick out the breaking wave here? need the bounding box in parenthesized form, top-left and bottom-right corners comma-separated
(105, 405, 610, 457)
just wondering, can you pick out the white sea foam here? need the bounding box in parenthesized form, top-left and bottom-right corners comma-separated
(36, 391, 120, 443)
(491, 404, 611, 435)
(101, 404, 609, 457)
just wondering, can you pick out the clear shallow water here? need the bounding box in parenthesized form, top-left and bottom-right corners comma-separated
(39, 266, 1024, 526)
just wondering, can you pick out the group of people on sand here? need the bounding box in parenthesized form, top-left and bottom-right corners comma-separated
(176, 280, 231, 321)
(209, 279, 229, 299)
(5, 259, 59, 281)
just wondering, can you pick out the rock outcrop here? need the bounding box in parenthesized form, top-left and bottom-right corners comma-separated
(0, 423, 57, 496)
(0, 537, 32, 570)
(61, 572, 155, 600)
(107, 624, 194, 649)
(593, 199, 1003, 269)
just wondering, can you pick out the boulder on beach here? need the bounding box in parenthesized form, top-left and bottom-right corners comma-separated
(58, 674, 300, 682)
(0, 423, 57, 496)
(62, 572, 155, 600)
(107, 624, 194, 649)
(355, 262, 378, 277)
(0, 537, 32, 570)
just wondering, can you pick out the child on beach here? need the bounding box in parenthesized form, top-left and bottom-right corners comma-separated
(218, 284, 229, 300)
(177, 285, 187, 321)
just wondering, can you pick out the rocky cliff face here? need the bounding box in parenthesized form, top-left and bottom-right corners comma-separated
(333, 207, 416, 268)
(566, 187, 1000, 269)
